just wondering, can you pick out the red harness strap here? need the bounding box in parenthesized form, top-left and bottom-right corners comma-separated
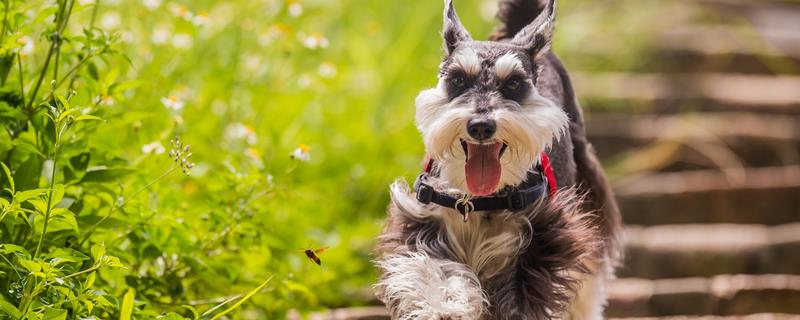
(421, 152, 558, 198)
(540, 152, 558, 198)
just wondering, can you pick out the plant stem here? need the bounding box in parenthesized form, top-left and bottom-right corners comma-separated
(76, 165, 177, 247)
(17, 53, 25, 108)
(0, 0, 9, 87)
(33, 143, 59, 258)
(25, 0, 74, 114)
(89, 0, 101, 28)
(0, 253, 20, 279)
(0, 0, 8, 44)
(64, 264, 100, 279)
(26, 41, 56, 114)
(56, 53, 93, 87)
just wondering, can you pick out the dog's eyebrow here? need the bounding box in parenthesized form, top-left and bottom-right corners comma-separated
(453, 48, 481, 77)
(494, 53, 523, 79)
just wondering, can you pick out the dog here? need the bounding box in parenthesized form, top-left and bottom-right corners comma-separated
(374, 0, 623, 319)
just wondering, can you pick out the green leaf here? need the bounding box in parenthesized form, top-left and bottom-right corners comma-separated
(18, 259, 41, 273)
(105, 68, 120, 86)
(109, 80, 146, 94)
(0, 124, 12, 157)
(42, 307, 67, 320)
(79, 168, 134, 183)
(48, 208, 79, 233)
(207, 276, 273, 320)
(0, 244, 29, 256)
(90, 243, 106, 261)
(87, 61, 99, 80)
(0, 162, 14, 194)
(119, 288, 135, 320)
(69, 153, 91, 172)
(0, 53, 14, 85)
(0, 299, 21, 319)
(14, 156, 42, 191)
(56, 107, 79, 123)
(15, 188, 47, 203)
(85, 271, 96, 289)
(102, 255, 125, 268)
(74, 115, 104, 122)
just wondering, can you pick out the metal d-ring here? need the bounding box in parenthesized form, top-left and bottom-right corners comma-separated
(455, 195, 475, 222)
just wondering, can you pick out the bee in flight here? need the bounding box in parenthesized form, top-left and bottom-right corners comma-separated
(303, 247, 328, 266)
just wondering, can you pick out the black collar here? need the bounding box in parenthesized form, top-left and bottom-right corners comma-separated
(412, 165, 549, 221)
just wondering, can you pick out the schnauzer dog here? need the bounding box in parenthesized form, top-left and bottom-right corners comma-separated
(374, 0, 623, 319)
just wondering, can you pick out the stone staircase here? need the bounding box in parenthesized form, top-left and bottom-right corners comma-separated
(305, 0, 800, 318)
(593, 0, 800, 318)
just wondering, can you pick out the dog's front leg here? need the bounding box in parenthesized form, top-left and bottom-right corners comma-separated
(376, 251, 486, 320)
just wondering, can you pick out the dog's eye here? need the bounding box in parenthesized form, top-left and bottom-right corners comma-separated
(505, 78, 521, 91)
(450, 76, 467, 89)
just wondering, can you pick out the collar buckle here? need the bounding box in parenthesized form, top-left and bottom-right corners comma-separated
(454, 195, 475, 222)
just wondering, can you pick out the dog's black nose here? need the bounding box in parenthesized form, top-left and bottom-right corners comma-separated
(467, 119, 496, 141)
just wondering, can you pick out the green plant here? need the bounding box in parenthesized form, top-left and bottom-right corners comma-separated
(0, 0, 693, 318)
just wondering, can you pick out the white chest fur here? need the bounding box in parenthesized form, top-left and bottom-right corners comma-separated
(439, 208, 528, 280)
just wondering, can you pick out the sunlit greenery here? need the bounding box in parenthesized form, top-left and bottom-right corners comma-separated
(0, 0, 694, 318)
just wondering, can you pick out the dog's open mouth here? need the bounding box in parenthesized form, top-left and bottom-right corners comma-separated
(461, 140, 507, 196)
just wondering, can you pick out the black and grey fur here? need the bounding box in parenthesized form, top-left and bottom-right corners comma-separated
(375, 0, 622, 319)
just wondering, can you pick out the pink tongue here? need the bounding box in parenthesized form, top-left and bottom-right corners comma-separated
(465, 143, 503, 196)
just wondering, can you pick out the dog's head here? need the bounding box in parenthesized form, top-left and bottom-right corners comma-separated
(416, 0, 568, 196)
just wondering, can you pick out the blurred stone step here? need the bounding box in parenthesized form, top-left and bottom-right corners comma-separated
(573, 0, 800, 75)
(652, 47, 800, 75)
(586, 112, 800, 166)
(607, 274, 800, 317)
(573, 73, 800, 114)
(621, 224, 800, 278)
(651, 25, 800, 75)
(611, 314, 800, 320)
(614, 166, 800, 226)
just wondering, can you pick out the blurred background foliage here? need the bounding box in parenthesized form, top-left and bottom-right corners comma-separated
(1, 0, 798, 319)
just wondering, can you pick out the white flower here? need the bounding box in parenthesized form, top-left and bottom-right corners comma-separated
(242, 54, 262, 72)
(297, 74, 312, 88)
(288, 3, 303, 17)
(192, 12, 209, 26)
(302, 33, 328, 49)
(99, 12, 121, 29)
(246, 148, 263, 167)
(224, 122, 258, 145)
(142, 0, 161, 10)
(151, 25, 171, 44)
(94, 95, 115, 106)
(142, 141, 166, 154)
(161, 95, 185, 111)
(259, 24, 288, 47)
(291, 144, 311, 162)
(119, 31, 134, 43)
(168, 3, 193, 20)
(318, 62, 336, 78)
(18, 36, 34, 57)
(171, 33, 194, 49)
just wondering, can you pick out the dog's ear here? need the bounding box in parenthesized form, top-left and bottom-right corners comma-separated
(509, 0, 556, 56)
(443, 0, 472, 56)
